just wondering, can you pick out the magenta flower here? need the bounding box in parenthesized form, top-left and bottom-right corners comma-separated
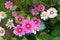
(13, 25, 25, 37)
(38, 5, 45, 12)
(22, 20, 34, 33)
(31, 7, 39, 15)
(15, 15, 25, 24)
(12, 11, 17, 17)
(5, 1, 13, 9)
(31, 17, 41, 27)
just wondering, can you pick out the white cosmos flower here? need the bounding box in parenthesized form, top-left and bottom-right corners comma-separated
(6, 19, 14, 29)
(47, 8, 58, 18)
(0, 27, 5, 36)
(32, 27, 39, 35)
(40, 11, 48, 20)
(0, 11, 6, 19)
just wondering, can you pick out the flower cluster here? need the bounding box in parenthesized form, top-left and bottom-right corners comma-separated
(13, 13, 41, 36)
(0, 0, 58, 37)
(31, 4, 58, 20)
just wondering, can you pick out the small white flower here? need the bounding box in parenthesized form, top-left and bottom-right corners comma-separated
(0, 11, 6, 19)
(40, 11, 48, 20)
(47, 8, 58, 18)
(32, 27, 39, 35)
(0, 27, 5, 36)
(6, 19, 14, 29)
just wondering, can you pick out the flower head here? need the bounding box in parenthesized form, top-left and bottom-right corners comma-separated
(13, 25, 25, 37)
(15, 15, 25, 24)
(12, 11, 17, 17)
(6, 19, 14, 29)
(40, 11, 48, 20)
(31, 17, 41, 27)
(5, 1, 13, 9)
(38, 5, 45, 12)
(0, 27, 5, 36)
(47, 8, 58, 18)
(22, 20, 34, 33)
(0, 11, 6, 19)
(31, 7, 39, 15)
(32, 27, 39, 34)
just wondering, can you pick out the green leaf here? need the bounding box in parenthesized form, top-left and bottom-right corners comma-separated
(36, 38, 42, 40)
(53, 36, 60, 40)
(10, 5, 17, 11)
(26, 15, 30, 20)
(22, 37, 27, 40)
(57, 7, 60, 12)
(56, 0, 60, 5)
(0, 37, 4, 40)
(50, 19, 57, 25)
(37, 34, 53, 40)
(12, 37, 17, 40)
(56, 14, 60, 21)
(52, 25, 60, 37)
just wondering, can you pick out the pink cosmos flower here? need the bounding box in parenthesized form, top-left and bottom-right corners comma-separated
(13, 25, 25, 37)
(38, 5, 45, 12)
(5, 1, 13, 9)
(31, 7, 39, 15)
(0, 27, 5, 36)
(31, 17, 41, 27)
(22, 20, 35, 33)
(15, 15, 25, 24)
(12, 11, 17, 17)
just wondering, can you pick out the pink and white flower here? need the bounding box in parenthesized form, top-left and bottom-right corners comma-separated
(13, 25, 25, 37)
(6, 19, 14, 29)
(0, 27, 5, 36)
(38, 5, 45, 12)
(31, 17, 41, 27)
(47, 8, 58, 18)
(32, 27, 40, 34)
(5, 1, 13, 9)
(15, 15, 25, 24)
(31, 7, 39, 15)
(12, 11, 17, 17)
(22, 20, 34, 33)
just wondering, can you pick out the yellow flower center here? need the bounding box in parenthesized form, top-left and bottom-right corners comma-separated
(0, 30, 4, 33)
(1, 13, 4, 17)
(43, 13, 46, 17)
(50, 11, 54, 14)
